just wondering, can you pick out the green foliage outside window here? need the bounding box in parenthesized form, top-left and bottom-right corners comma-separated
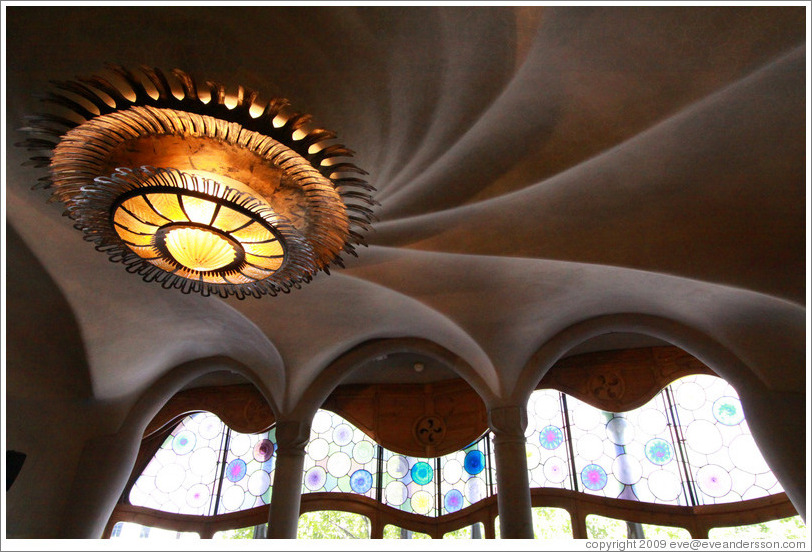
(297, 510, 370, 539)
(494, 507, 573, 539)
(382, 525, 431, 539)
(709, 517, 808, 540)
(587, 514, 689, 539)
(213, 526, 256, 539)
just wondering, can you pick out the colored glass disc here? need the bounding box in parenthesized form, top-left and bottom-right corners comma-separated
(539, 425, 564, 450)
(411, 461, 434, 485)
(350, 469, 373, 494)
(253, 439, 274, 463)
(645, 438, 673, 465)
(225, 459, 247, 483)
(581, 464, 608, 491)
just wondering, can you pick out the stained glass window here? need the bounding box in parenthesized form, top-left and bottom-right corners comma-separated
(381, 450, 437, 516)
(525, 389, 571, 489)
(130, 411, 276, 516)
(302, 410, 378, 498)
(129, 372, 788, 538)
(571, 395, 687, 504)
(130, 412, 227, 515)
(216, 426, 277, 513)
(440, 437, 490, 514)
(669, 375, 782, 504)
(524, 374, 782, 508)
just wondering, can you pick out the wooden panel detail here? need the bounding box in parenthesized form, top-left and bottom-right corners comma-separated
(539, 346, 715, 412)
(143, 384, 275, 437)
(322, 380, 489, 457)
(141, 347, 712, 446)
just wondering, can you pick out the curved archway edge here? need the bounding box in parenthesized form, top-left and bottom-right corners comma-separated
(61, 356, 282, 538)
(289, 337, 498, 422)
(514, 313, 807, 520)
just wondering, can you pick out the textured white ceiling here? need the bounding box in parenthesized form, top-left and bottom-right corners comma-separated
(5, 6, 806, 418)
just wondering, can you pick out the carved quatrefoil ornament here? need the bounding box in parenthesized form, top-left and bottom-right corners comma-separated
(414, 415, 447, 447)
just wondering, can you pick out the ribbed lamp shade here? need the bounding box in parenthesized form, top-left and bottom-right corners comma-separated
(163, 227, 238, 272)
(20, 65, 376, 298)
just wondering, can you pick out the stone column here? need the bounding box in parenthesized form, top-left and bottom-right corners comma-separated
(267, 419, 310, 538)
(488, 405, 534, 538)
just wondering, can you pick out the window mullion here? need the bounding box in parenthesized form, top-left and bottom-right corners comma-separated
(210, 426, 232, 516)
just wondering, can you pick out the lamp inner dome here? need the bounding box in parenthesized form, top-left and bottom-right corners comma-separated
(164, 226, 238, 272)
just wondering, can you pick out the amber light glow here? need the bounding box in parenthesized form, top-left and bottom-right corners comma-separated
(163, 227, 238, 272)
(108, 169, 291, 287)
(22, 66, 375, 298)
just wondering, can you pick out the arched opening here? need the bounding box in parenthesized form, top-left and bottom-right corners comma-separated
(517, 332, 806, 539)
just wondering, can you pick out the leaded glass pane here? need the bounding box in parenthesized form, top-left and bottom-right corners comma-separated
(130, 412, 226, 515)
(439, 436, 489, 514)
(566, 396, 625, 498)
(525, 389, 571, 489)
(302, 410, 378, 499)
(610, 397, 687, 505)
(216, 426, 277, 514)
(381, 449, 437, 516)
(567, 395, 687, 504)
(670, 375, 782, 505)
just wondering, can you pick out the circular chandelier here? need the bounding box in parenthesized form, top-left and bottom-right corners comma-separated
(19, 65, 376, 298)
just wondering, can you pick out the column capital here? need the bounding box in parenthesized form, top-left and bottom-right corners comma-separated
(274, 419, 310, 455)
(488, 405, 527, 442)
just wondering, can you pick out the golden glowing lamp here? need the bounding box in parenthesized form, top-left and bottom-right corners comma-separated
(20, 65, 376, 298)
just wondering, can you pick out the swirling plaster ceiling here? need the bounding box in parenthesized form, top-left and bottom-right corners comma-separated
(5, 6, 806, 417)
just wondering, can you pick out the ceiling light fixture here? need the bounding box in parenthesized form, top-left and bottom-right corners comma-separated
(19, 65, 376, 298)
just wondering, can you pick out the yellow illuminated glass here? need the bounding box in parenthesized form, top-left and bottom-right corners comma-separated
(113, 208, 160, 235)
(242, 240, 284, 258)
(239, 265, 272, 280)
(223, 272, 257, 284)
(181, 195, 218, 224)
(114, 225, 153, 247)
(119, 195, 171, 226)
(164, 227, 237, 271)
(128, 245, 161, 260)
(146, 193, 187, 222)
(211, 206, 252, 233)
(230, 222, 272, 243)
(245, 253, 284, 271)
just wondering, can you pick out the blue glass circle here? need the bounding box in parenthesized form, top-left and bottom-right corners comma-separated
(580, 464, 608, 491)
(172, 430, 196, 455)
(712, 396, 744, 426)
(445, 489, 464, 513)
(411, 461, 434, 485)
(349, 469, 373, 494)
(464, 450, 485, 475)
(539, 425, 564, 450)
(645, 438, 673, 465)
(225, 458, 247, 482)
